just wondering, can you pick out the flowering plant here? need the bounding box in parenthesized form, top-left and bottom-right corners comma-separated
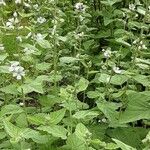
(0, 0, 149, 149)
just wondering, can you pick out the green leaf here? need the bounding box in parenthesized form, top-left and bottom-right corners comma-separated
(115, 38, 131, 47)
(59, 57, 78, 64)
(87, 91, 100, 98)
(112, 139, 136, 150)
(27, 113, 46, 125)
(76, 77, 89, 93)
(73, 110, 99, 120)
(97, 101, 121, 125)
(36, 62, 51, 71)
(119, 92, 150, 123)
(0, 84, 19, 95)
(101, 0, 122, 6)
(19, 12, 34, 17)
(18, 79, 44, 94)
(39, 94, 62, 107)
(111, 74, 128, 85)
(3, 120, 21, 141)
(20, 43, 40, 55)
(0, 53, 8, 61)
(21, 128, 49, 144)
(137, 7, 146, 15)
(0, 105, 23, 117)
(0, 66, 9, 73)
(107, 127, 148, 149)
(66, 133, 86, 150)
(0, 131, 7, 140)
(37, 125, 68, 139)
(75, 123, 91, 141)
(98, 73, 110, 83)
(133, 75, 150, 87)
(47, 108, 66, 124)
(37, 40, 52, 49)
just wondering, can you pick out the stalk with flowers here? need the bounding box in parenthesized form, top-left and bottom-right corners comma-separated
(0, 0, 150, 149)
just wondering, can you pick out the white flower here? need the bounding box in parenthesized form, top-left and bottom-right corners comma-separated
(35, 33, 45, 41)
(0, 44, 5, 51)
(19, 102, 24, 106)
(9, 62, 25, 80)
(102, 118, 107, 123)
(23, 47, 35, 55)
(37, 17, 46, 24)
(15, 0, 21, 4)
(13, 12, 18, 17)
(113, 66, 122, 74)
(12, 66, 25, 80)
(129, 3, 136, 11)
(141, 44, 147, 50)
(74, 32, 84, 39)
(23, 2, 31, 8)
(0, 0, 6, 6)
(33, 4, 39, 10)
(133, 38, 139, 44)
(9, 61, 20, 72)
(16, 36, 22, 42)
(102, 48, 111, 58)
(6, 21, 14, 29)
(75, 3, 86, 12)
(6, 17, 19, 29)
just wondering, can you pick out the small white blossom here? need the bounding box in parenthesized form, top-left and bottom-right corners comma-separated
(6, 21, 14, 29)
(9, 61, 20, 72)
(98, 120, 101, 123)
(135, 14, 138, 18)
(12, 66, 25, 80)
(102, 48, 111, 58)
(133, 38, 139, 44)
(0, 0, 6, 6)
(129, 3, 136, 11)
(75, 3, 86, 12)
(13, 12, 18, 18)
(37, 17, 46, 24)
(33, 4, 39, 10)
(102, 118, 107, 123)
(19, 102, 24, 106)
(16, 36, 22, 42)
(138, 46, 142, 50)
(35, 33, 45, 41)
(6, 17, 19, 29)
(74, 32, 84, 39)
(15, 0, 21, 4)
(113, 66, 122, 74)
(9, 62, 25, 80)
(142, 45, 147, 50)
(23, 47, 35, 55)
(23, 2, 31, 8)
(0, 44, 5, 51)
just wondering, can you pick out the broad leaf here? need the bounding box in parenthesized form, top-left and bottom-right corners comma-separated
(37, 125, 68, 139)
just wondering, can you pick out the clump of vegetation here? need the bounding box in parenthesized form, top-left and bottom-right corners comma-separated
(0, 0, 150, 149)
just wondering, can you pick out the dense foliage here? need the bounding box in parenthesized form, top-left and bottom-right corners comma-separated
(0, 0, 150, 149)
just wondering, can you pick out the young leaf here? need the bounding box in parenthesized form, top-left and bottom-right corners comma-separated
(37, 125, 68, 139)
